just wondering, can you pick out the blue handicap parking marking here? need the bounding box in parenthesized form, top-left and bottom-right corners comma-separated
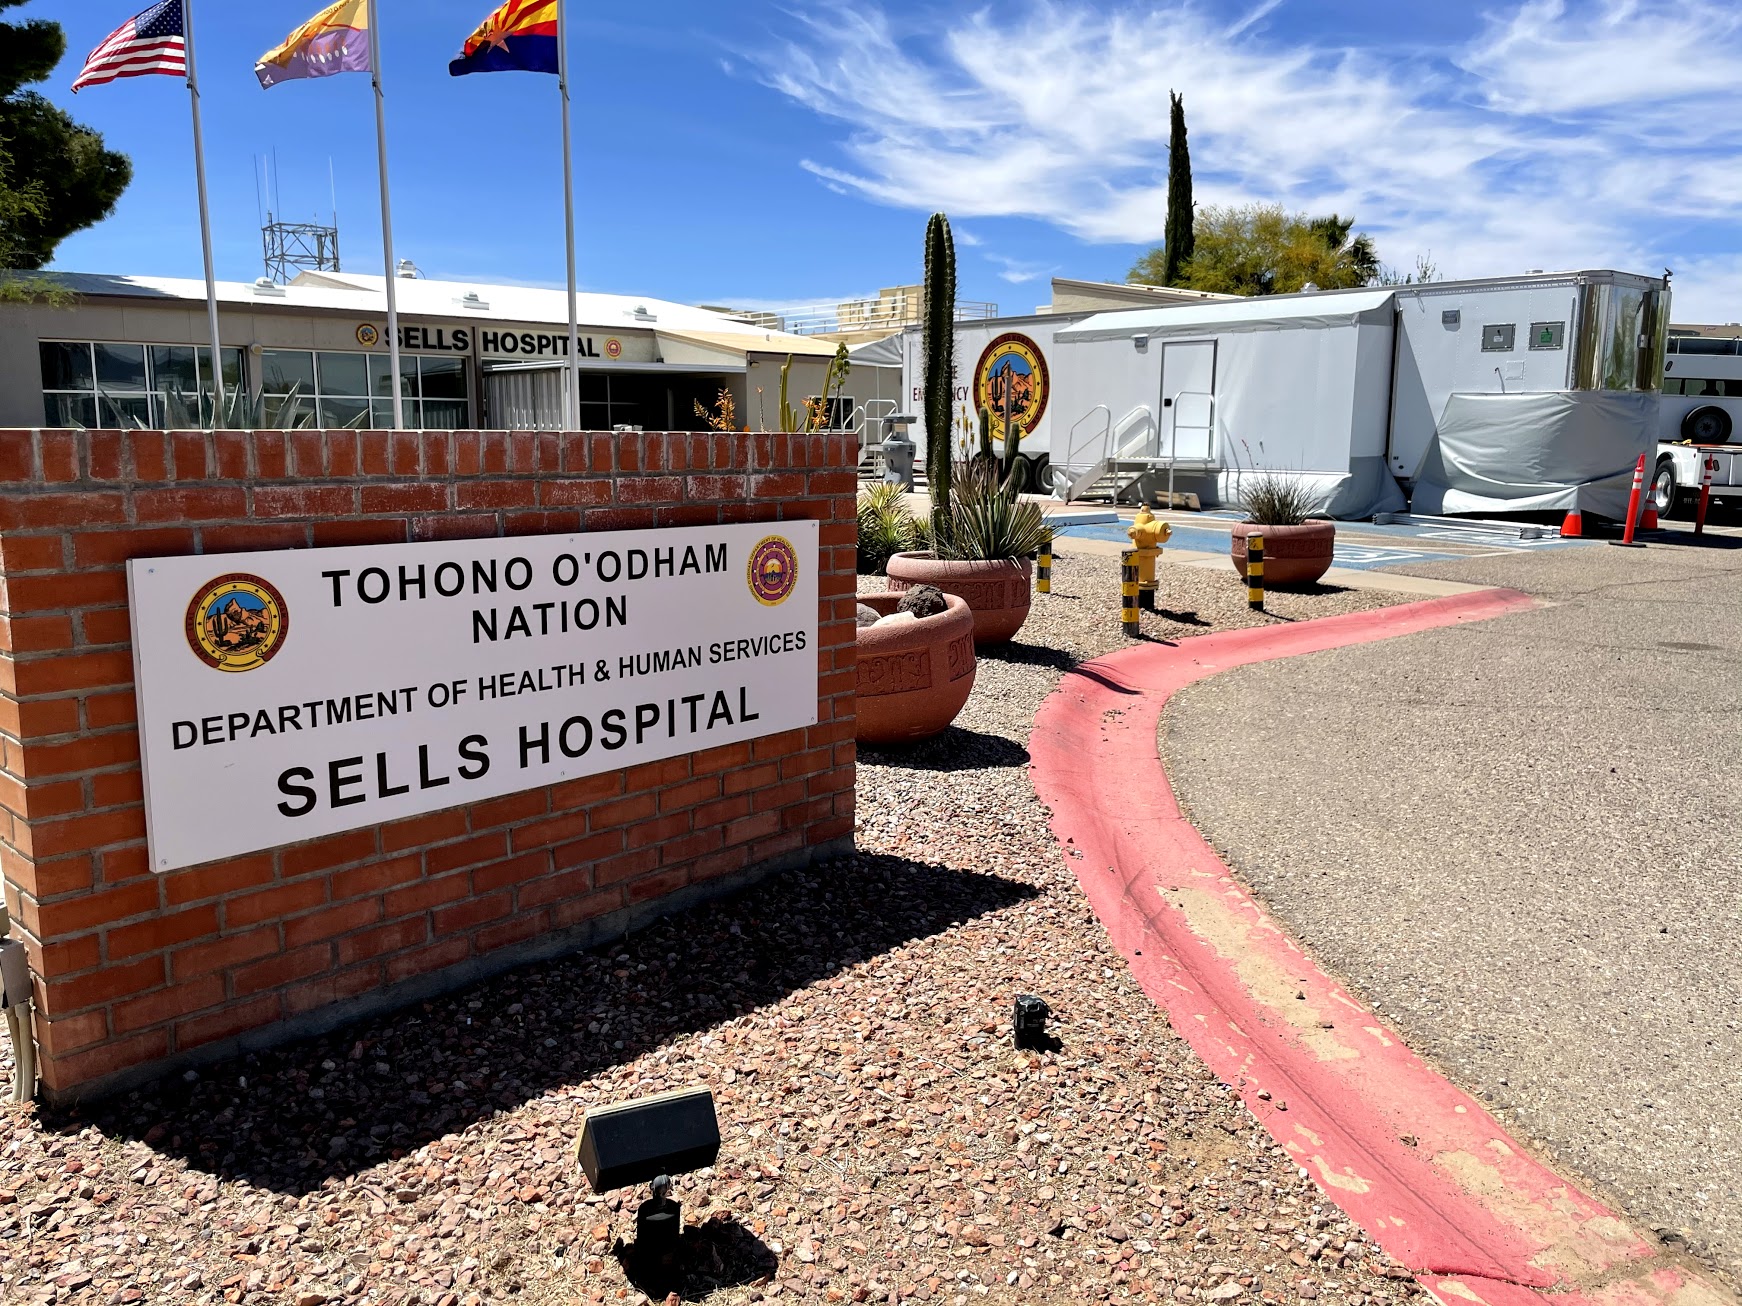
(1331, 545, 1443, 567)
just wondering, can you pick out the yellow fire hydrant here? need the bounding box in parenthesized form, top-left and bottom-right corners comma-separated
(1127, 506, 1171, 606)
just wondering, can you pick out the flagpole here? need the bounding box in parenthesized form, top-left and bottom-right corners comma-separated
(557, 0, 580, 431)
(365, 0, 405, 430)
(181, 0, 225, 423)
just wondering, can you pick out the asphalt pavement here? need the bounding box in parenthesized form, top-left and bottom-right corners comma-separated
(1158, 532, 1742, 1288)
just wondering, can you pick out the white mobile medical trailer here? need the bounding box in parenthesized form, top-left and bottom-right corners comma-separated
(894, 311, 1096, 485)
(1044, 270, 1669, 519)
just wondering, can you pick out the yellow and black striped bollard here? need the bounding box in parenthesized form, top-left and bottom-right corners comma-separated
(1246, 533, 1265, 612)
(1036, 529, 1053, 594)
(1121, 549, 1141, 637)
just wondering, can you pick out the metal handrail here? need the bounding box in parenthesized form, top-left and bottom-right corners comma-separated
(1163, 389, 1216, 506)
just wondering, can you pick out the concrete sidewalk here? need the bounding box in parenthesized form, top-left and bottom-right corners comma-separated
(1160, 540, 1742, 1290)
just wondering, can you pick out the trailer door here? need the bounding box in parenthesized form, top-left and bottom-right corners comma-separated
(1160, 340, 1217, 461)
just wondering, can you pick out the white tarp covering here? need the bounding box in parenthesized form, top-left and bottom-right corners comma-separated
(1410, 391, 1658, 516)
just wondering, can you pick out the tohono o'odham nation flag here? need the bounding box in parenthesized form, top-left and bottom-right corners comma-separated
(256, 0, 372, 89)
(450, 0, 559, 76)
(72, 0, 187, 92)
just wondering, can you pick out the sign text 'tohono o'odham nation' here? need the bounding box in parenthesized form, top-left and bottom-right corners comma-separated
(127, 521, 820, 872)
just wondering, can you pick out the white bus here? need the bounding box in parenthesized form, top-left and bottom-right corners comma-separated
(1655, 337, 1742, 515)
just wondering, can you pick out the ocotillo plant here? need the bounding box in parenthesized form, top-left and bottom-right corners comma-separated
(922, 212, 956, 537)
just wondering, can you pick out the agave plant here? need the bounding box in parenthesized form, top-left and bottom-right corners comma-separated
(857, 482, 921, 575)
(100, 382, 324, 431)
(936, 458, 1050, 561)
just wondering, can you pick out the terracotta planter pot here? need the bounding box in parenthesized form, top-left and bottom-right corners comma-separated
(885, 552, 1032, 646)
(1230, 520, 1337, 586)
(855, 593, 977, 746)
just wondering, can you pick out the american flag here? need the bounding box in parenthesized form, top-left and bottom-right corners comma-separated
(72, 0, 187, 92)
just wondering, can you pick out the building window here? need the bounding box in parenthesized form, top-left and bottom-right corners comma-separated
(40, 340, 244, 428)
(261, 348, 471, 429)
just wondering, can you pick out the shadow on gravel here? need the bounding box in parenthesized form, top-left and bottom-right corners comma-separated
(44, 853, 1037, 1198)
(614, 1214, 779, 1301)
(979, 640, 1083, 671)
(859, 725, 1030, 771)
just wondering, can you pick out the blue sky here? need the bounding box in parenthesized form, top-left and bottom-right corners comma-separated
(25, 0, 1742, 320)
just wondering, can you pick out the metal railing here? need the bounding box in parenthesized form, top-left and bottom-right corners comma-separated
(727, 295, 1000, 337)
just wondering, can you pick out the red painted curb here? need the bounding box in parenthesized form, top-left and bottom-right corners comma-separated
(1028, 589, 1728, 1306)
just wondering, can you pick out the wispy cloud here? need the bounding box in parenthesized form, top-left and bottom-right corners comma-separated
(749, 0, 1742, 318)
(984, 254, 1057, 284)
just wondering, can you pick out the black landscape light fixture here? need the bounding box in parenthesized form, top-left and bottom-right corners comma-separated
(1013, 994, 1051, 1050)
(576, 1087, 721, 1257)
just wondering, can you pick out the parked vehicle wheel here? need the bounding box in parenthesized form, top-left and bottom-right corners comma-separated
(1651, 459, 1679, 519)
(1681, 405, 1733, 444)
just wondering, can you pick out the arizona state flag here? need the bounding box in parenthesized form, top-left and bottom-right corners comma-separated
(449, 0, 558, 76)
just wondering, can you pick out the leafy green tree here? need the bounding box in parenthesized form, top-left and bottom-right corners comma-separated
(1132, 203, 1382, 296)
(0, 0, 132, 271)
(1161, 90, 1193, 286)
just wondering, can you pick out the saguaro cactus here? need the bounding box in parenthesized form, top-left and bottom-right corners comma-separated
(922, 213, 957, 536)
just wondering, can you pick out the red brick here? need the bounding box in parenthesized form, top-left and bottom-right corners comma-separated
(382, 808, 469, 852)
(589, 793, 656, 830)
(35, 879, 158, 937)
(510, 810, 591, 852)
(548, 772, 622, 807)
(541, 479, 612, 508)
(107, 904, 219, 961)
(111, 973, 226, 1034)
(39, 1029, 168, 1093)
(283, 963, 382, 1016)
(428, 831, 507, 876)
(84, 691, 137, 731)
(284, 899, 381, 948)
(626, 812, 692, 850)
(35, 933, 101, 978)
(551, 829, 624, 871)
(169, 431, 208, 479)
(456, 481, 536, 511)
(386, 936, 471, 984)
(362, 483, 448, 514)
(516, 863, 595, 908)
(280, 828, 378, 877)
(254, 485, 356, 518)
(127, 432, 169, 482)
(134, 487, 247, 523)
(164, 853, 275, 905)
(474, 851, 552, 894)
(0, 430, 33, 480)
(200, 521, 309, 553)
(100, 842, 151, 884)
(6, 570, 129, 613)
(594, 847, 659, 887)
(383, 871, 470, 919)
(214, 431, 249, 479)
(753, 780, 806, 814)
(659, 776, 721, 812)
(177, 994, 280, 1050)
(582, 507, 656, 532)
(550, 888, 621, 928)
(290, 430, 324, 476)
(723, 763, 781, 796)
(10, 651, 134, 698)
(42, 954, 164, 1016)
(431, 890, 510, 935)
(313, 518, 407, 548)
(659, 826, 725, 866)
(625, 867, 687, 904)
(470, 790, 547, 830)
(232, 944, 331, 997)
(172, 927, 278, 981)
(90, 768, 145, 809)
(38, 432, 78, 483)
(725, 811, 782, 847)
(475, 911, 549, 954)
(336, 916, 428, 967)
(0, 492, 125, 531)
(226, 878, 327, 928)
(331, 854, 423, 901)
(32, 1008, 106, 1057)
(78, 607, 131, 647)
(1, 534, 68, 572)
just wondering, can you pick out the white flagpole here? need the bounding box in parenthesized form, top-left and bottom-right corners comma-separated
(557, 0, 580, 430)
(365, 0, 404, 430)
(181, 0, 225, 423)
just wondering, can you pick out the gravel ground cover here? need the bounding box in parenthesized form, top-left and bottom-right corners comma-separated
(2, 551, 1410, 1306)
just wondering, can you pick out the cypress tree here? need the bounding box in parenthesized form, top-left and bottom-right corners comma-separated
(1161, 91, 1194, 287)
(922, 212, 956, 533)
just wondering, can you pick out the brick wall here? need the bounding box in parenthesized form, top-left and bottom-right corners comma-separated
(0, 427, 857, 1101)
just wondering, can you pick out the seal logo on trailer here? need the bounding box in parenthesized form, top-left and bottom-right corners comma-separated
(973, 332, 1050, 443)
(355, 323, 380, 347)
(604, 337, 624, 360)
(746, 536, 799, 607)
(185, 574, 289, 673)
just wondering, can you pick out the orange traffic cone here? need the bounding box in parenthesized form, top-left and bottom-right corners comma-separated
(1560, 509, 1583, 538)
(1642, 499, 1659, 531)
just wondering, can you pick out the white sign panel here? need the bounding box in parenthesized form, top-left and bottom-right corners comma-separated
(127, 521, 820, 872)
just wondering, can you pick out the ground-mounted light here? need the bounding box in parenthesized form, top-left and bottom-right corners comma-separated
(576, 1087, 721, 1257)
(1014, 994, 1051, 1050)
